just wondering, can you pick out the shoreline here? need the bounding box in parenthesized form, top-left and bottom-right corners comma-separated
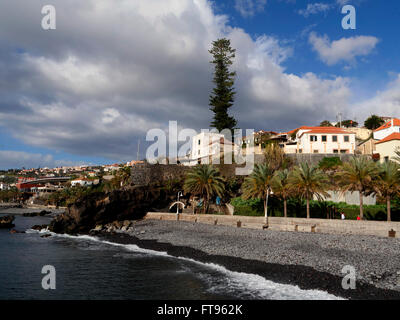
(96, 221, 400, 300)
(0, 206, 65, 216)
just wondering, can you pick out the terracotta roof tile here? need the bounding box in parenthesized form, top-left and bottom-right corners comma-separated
(375, 132, 400, 144)
(374, 118, 400, 132)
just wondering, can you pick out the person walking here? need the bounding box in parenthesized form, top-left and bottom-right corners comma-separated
(341, 212, 346, 220)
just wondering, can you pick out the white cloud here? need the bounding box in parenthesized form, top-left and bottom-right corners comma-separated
(309, 33, 379, 65)
(298, 3, 332, 18)
(0, 0, 356, 162)
(353, 75, 400, 120)
(234, 0, 267, 18)
(0, 151, 84, 169)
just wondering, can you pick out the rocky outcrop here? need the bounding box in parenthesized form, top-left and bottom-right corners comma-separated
(23, 210, 52, 217)
(49, 185, 173, 234)
(31, 224, 49, 231)
(0, 215, 15, 228)
(89, 220, 135, 235)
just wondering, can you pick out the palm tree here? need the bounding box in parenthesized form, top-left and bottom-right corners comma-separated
(376, 161, 400, 221)
(288, 162, 330, 219)
(242, 163, 275, 224)
(271, 169, 291, 218)
(183, 165, 225, 214)
(336, 157, 380, 220)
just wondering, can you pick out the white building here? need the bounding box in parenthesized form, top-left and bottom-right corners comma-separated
(71, 178, 93, 187)
(373, 118, 400, 140)
(189, 132, 240, 165)
(0, 182, 9, 190)
(283, 126, 356, 154)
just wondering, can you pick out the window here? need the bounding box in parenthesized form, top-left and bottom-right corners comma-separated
(299, 149, 303, 154)
(344, 136, 349, 142)
(384, 156, 389, 163)
(340, 150, 347, 154)
(310, 135, 317, 142)
(332, 136, 338, 142)
(322, 135, 327, 142)
(333, 149, 339, 153)
(198, 139, 201, 145)
(313, 150, 319, 153)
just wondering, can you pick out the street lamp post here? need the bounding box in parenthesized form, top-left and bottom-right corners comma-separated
(177, 191, 183, 215)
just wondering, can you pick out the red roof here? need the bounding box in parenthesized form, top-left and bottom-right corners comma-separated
(375, 132, 400, 144)
(300, 128, 353, 135)
(374, 118, 400, 132)
(283, 126, 351, 136)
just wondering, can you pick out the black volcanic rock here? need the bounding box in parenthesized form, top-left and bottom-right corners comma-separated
(49, 185, 173, 234)
(0, 215, 15, 229)
(23, 210, 52, 217)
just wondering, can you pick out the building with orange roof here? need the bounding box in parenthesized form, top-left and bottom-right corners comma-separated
(283, 126, 356, 154)
(373, 118, 400, 141)
(375, 132, 400, 163)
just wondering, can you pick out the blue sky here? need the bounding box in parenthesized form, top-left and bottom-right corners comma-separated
(224, 0, 400, 97)
(0, 0, 400, 169)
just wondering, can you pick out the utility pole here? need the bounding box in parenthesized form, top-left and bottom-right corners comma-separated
(337, 112, 343, 128)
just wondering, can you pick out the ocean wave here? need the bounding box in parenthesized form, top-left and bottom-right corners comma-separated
(41, 232, 343, 300)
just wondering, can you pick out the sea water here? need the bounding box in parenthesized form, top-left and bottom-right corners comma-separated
(0, 214, 341, 300)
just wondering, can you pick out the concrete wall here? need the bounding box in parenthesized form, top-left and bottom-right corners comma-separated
(357, 138, 377, 155)
(145, 212, 400, 238)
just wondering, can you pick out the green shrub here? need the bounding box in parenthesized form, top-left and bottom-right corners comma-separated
(230, 197, 398, 221)
(319, 157, 342, 170)
(231, 197, 264, 216)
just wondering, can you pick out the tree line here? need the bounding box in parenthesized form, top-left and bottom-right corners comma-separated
(183, 149, 400, 222)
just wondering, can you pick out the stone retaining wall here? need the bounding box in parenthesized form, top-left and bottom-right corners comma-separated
(145, 212, 400, 238)
(131, 163, 245, 185)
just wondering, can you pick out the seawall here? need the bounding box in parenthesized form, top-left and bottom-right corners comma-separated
(144, 212, 400, 238)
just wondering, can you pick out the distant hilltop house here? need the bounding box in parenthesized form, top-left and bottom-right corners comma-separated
(87, 171, 97, 177)
(103, 163, 121, 172)
(127, 160, 145, 166)
(372, 118, 400, 162)
(0, 182, 10, 191)
(71, 178, 93, 187)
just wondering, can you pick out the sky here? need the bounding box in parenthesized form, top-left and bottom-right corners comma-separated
(1, 0, 400, 169)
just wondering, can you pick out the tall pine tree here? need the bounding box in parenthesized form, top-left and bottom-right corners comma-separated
(209, 38, 237, 134)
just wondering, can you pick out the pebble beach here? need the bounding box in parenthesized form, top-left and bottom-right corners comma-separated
(100, 218, 400, 300)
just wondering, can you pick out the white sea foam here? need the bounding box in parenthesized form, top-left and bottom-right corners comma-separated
(44, 232, 343, 300)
